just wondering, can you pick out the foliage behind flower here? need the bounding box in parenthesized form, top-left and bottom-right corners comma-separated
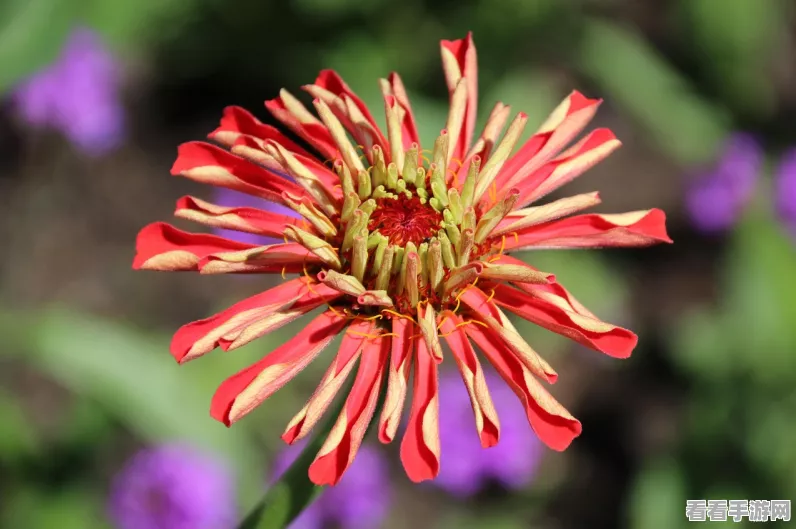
(133, 32, 671, 486)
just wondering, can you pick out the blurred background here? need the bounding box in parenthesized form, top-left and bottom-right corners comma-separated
(1, 0, 795, 528)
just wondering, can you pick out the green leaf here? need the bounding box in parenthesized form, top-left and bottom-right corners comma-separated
(669, 308, 732, 380)
(679, 0, 783, 115)
(0, 307, 264, 504)
(670, 192, 796, 385)
(628, 458, 688, 529)
(1, 487, 112, 529)
(0, 388, 40, 461)
(721, 201, 796, 384)
(578, 18, 728, 165)
(82, 0, 196, 52)
(0, 0, 75, 93)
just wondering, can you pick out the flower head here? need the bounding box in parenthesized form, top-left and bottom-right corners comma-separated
(134, 33, 671, 486)
(436, 369, 542, 496)
(272, 443, 391, 529)
(108, 444, 236, 529)
(13, 28, 125, 155)
(685, 133, 762, 233)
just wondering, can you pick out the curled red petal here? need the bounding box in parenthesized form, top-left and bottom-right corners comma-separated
(512, 128, 621, 207)
(210, 310, 347, 426)
(174, 195, 313, 238)
(381, 73, 420, 150)
(282, 320, 375, 445)
(308, 331, 388, 485)
(170, 277, 341, 363)
(400, 337, 440, 482)
(495, 91, 602, 193)
(503, 209, 673, 250)
(171, 141, 308, 206)
(465, 323, 582, 451)
(265, 95, 340, 161)
(439, 312, 500, 447)
(196, 243, 323, 274)
(132, 222, 254, 271)
(491, 283, 637, 359)
(209, 105, 310, 156)
(378, 317, 414, 443)
(440, 32, 478, 160)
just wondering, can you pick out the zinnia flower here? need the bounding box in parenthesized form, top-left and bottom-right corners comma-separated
(133, 33, 671, 486)
(108, 444, 237, 529)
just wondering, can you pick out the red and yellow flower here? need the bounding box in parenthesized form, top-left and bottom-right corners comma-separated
(134, 33, 671, 485)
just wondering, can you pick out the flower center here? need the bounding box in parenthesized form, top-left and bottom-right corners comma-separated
(369, 195, 443, 247)
(293, 130, 518, 317)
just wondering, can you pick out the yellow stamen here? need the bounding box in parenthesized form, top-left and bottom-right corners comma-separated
(380, 309, 416, 322)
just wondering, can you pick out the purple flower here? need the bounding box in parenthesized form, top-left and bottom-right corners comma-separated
(774, 148, 796, 238)
(212, 188, 297, 245)
(13, 28, 125, 156)
(272, 443, 391, 529)
(108, 444, 237, 529)
(435, 369, 543, 497)
(685, 133, 762, 233)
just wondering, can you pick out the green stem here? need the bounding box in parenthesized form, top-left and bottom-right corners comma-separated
(234, 407, 337, 529)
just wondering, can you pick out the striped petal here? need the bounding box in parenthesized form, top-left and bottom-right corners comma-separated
(441, 32, 478, 162)
(282, 320, 376, 444)
(459, 287, 558, 383)
(210, 310, 348, 426)
(465, 323, 582, 451)
(380, 73, 420, 150)
(465, 102, 511, 164)
(439, 312, 500, 447)
(174, 196, 313, 238)
(304, 70, 387, 158)
(513, 129, 621, 207)
(263, 141, 345, 207)
(208, 105, 310, 156)
(133, 222, 255, 271)
(308, 331, 388, 485)
(495, 191, 602, 236)
(491, 283, 637, 359)
(197, 243, 323, 274)
(265, 89, 340, 161)
(170, 277, 341, 363)
(495, 255, 601, 319)
(378, 317, 414, 443)
(495, 91, 602, 192)
(171, 141, 308, 206)
(502, 209, 673, 250)
(400, 336, 440, 482)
